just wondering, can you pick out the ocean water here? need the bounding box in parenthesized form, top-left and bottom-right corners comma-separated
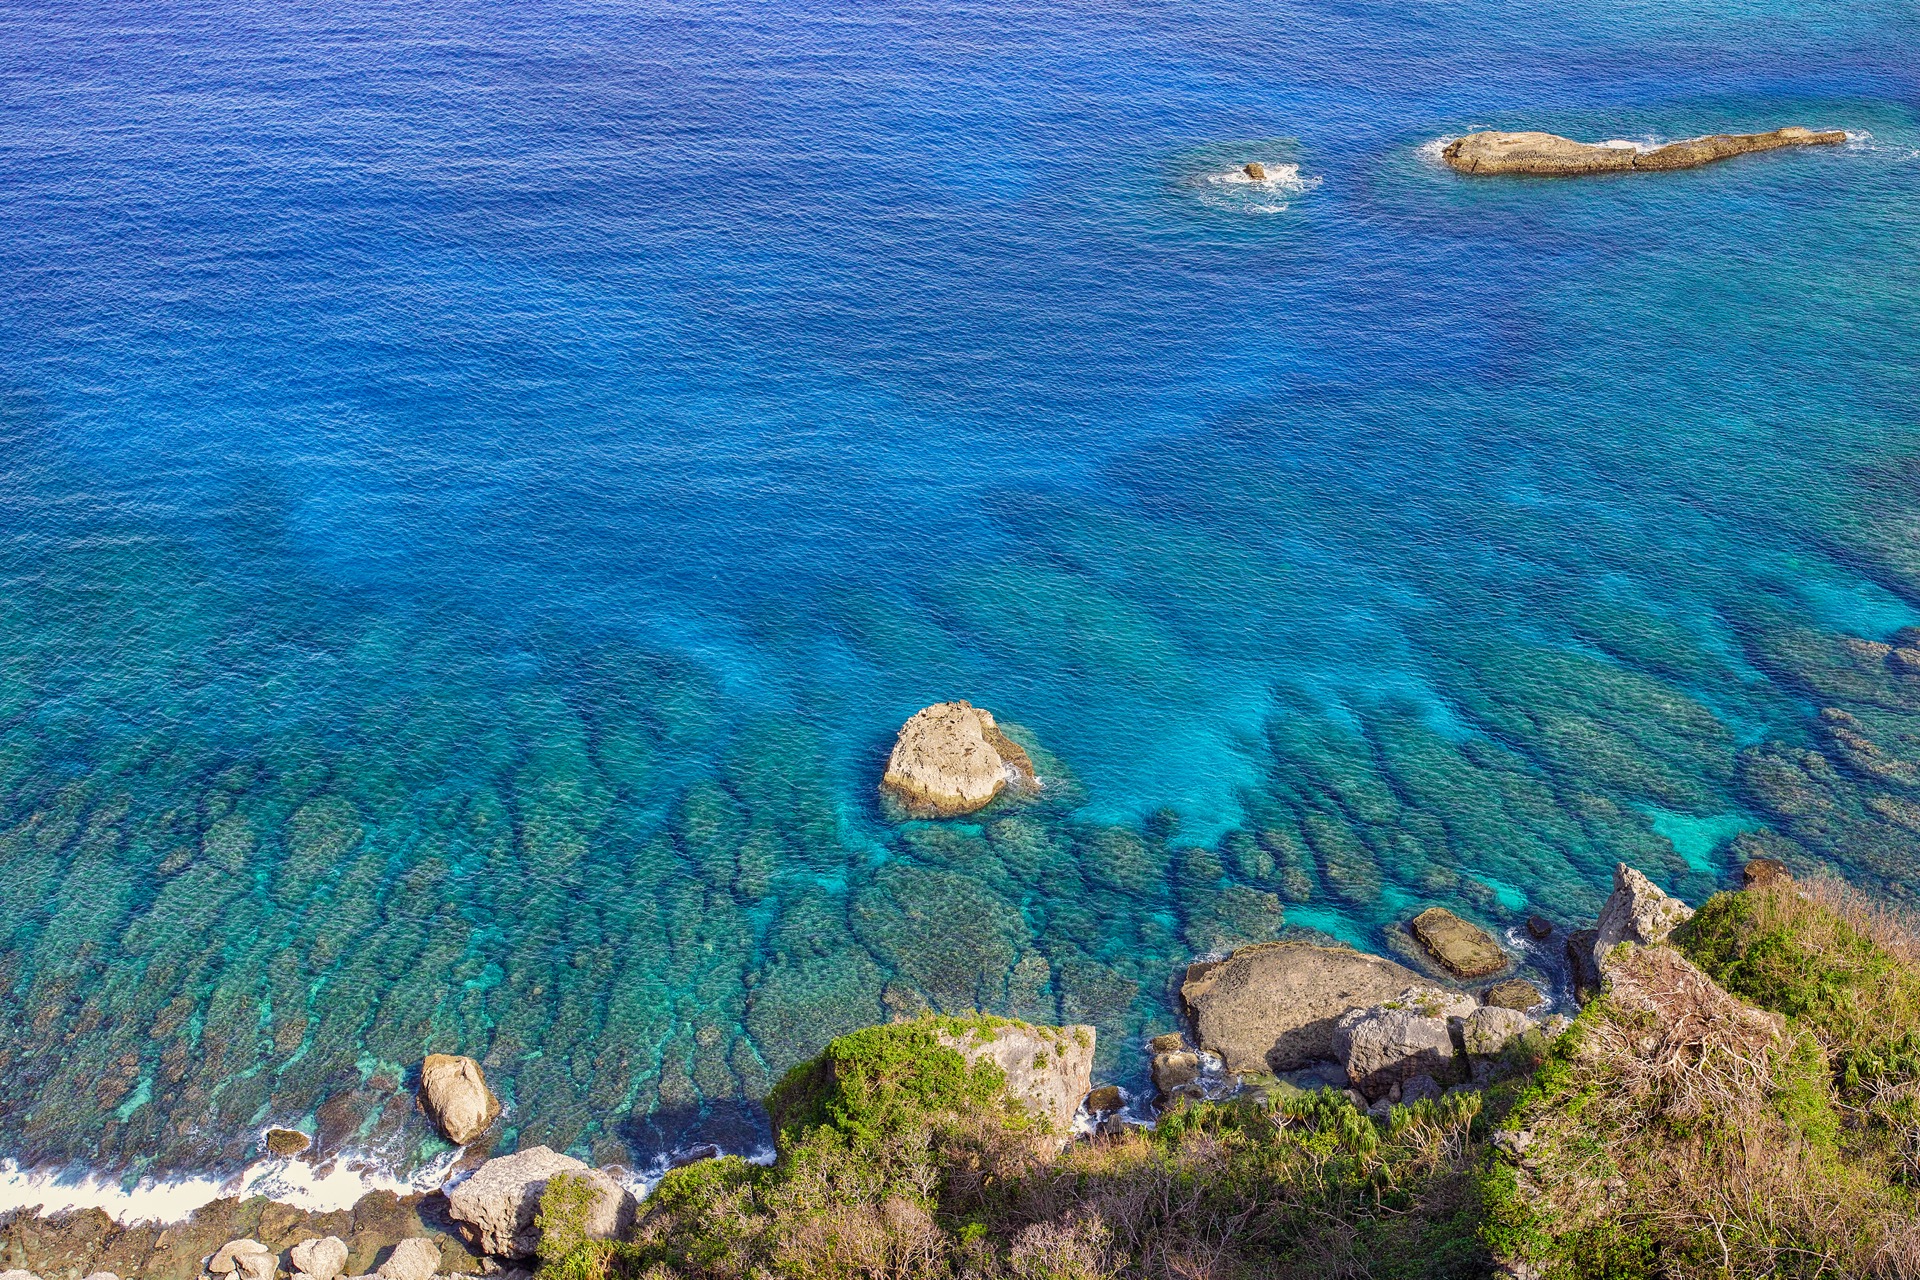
(2, 0, 1920, 1198)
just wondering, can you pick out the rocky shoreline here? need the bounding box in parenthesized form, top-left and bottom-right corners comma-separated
(0, 851, 1703, 1280)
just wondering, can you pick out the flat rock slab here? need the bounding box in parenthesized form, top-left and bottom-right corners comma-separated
(1181, 941, 1444, 1073)
(1442, 126, 1844, 176)
(1408, 908, 1508, 978)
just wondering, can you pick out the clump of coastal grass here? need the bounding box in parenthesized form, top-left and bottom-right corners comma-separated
(1481, 887, 1920, 1280)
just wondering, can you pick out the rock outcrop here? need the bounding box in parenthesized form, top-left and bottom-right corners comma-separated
(1408, 907, 1508, 977)
(934, 1021, 1093, 1139)
(290, 1238, 348, 1280)
(418, 1054, 501, 1146)
(446, 1146, 635, 1260)
(1332, 987, 1476, 1098)
(880, 701, 1038, 818)
(1442, 126, 1845, 176)
(1592, 864, 1693, 973)
(1243, 162, 1266, 181)
(1180, 941, 1442, 1073)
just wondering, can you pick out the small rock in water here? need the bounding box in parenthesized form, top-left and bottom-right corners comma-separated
(1408, 906, 1509, 978)
(1084, 1084, 1124, 1114)
(1742, 857, 1792, 888)
(1147, 1031, 1187, 1054)
(1243, 161, 1267, 181)
(1483, 979, 1545, 1011)
(265, 1127, 312, 1157)
(1526, 915, 1554, 940)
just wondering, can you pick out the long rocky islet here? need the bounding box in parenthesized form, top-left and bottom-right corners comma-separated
(1442, 125, 1847, 176)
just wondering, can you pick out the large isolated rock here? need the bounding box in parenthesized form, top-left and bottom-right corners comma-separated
(447, 1146, 635, 1259)
(1180, 941, 1441, 1073)
(1332, 987, 1476, 1099)
(1408, 907, 1508, 978)
(289, 1238, 348, 1280)
(1442, 126, 1844, 176)
(418, 1054, 501, 1146)
(372, 1240, 439, 1280)
(934, 1021, 1093, 1139)
(880, 701, 1038, 818)
(1592, 864, 1694, 973)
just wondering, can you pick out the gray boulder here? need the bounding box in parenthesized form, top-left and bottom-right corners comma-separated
(1333, 987, 1476, 1099)
(373, 1240, 440, 1280)
(1456, 1005, 1535, 1058)
(447, 1146, 636, 1259)
(289, 1238, 348, 1280)
(934, 1021, 1093, 1141)
(1181, 941, 1442, 1073)
(1592, 864, 1694, 973)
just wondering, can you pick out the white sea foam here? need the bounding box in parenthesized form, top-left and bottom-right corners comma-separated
(1189, 161, 1321, 213)
(0, 1144, 464, 1226)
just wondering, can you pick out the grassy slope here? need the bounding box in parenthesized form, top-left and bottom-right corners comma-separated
(536, 882, 1920, 1280)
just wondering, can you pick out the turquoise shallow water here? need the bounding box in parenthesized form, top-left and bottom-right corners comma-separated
(2, 0, 1920, 1182)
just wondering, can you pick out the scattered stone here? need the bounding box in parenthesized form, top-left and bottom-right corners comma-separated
(374, 1240, 440, 1280)
(265, 1128, 313, 1157)
(0, 1272, 44, 1280)
(290, 1238, 348, 1280)
(1592, 864, 1694, 973)
(1526, 915, 1553, 940)
(207, 1240, 274, 1278)
(934, 1021, 1094, 1140)
(418, 1054, 502, 1146)
(1441, 126, 1845, 176)
(1408, 907, 1509, 978)
(1742, 857, 1792, 889)
(1084, 1084, 1124, 1114)
(879, 701, 1038, 818)
(446, 1147, 636, 1260)
(1456, 1006, 1535, 1058)
(1483, 979, 1545, 1011)
(1180, 941, 1438, 1073)
(1243, 162, 1267, 181)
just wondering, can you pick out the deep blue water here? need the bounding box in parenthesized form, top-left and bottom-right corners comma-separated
(2, 0, 1919, 1181)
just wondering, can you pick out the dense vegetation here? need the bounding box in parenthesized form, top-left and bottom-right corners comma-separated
(533, 881, 1920, 1280)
